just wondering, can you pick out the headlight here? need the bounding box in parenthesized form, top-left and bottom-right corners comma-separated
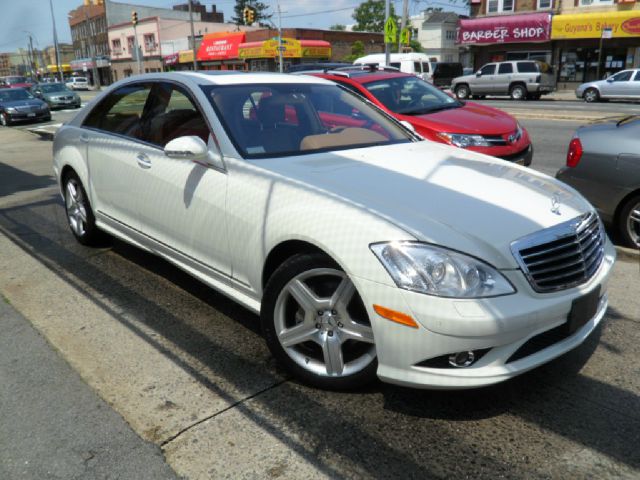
(436, 132, 490, 148)
(6, 107, 17, 113)
(371, 242, 515, 298)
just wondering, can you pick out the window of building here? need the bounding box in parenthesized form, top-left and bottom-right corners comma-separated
(111, 39, 121, 54)
(445, 30, 456, 40)
(144, 33, 156, 52)
(487, 0, 514, 14)
(579, 0, 613, 6)
(127, 36, 135, 54)
(537, 0, 552, 8)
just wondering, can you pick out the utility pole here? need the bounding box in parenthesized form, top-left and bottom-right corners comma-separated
(84, 9, 100, 88)
(28, 35, 36, 78)
(277, 2, 284, 73)
(384, 0, 390, 66)
(132, 11, 143, 74)
(398, 0, 408, 53)
(188, 0, 197, 70)
(49, 0, 64, 82)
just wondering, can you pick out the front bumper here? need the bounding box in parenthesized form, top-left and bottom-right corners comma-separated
(48, 99, 81, 109)
(5, 111, 50, 123)
(354, 239, 615, 389)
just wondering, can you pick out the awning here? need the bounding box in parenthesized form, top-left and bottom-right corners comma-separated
(197, 32, 245, 61)
(457, 13, 551, 45)
(46, 64, 72, 73)
(179, 50, 194, 63)
(551, 10, 640, 40)
(163, 53, 179, 65)
(238, 38, 331, 59)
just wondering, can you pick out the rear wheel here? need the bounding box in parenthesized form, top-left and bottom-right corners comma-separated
(63, 171, 103, 246)
(584, 88, 600, 103)
(455, 84, 470, 100)
(510, 84, 527, 100)
(618, 194, 640, 248)
(0, 112, 11, 126)
(261, 253, 377, 390)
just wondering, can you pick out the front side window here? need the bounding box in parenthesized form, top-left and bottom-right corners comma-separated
(83, 83, 151, 140)
(365, 76, 460, 115)
(480, 64, 497, 75)
(0, 89, 34, 102)
(611, 71, 633, 82)
(633, 71, 640, 81)
(203, 83, 413, 158)
(498, 63, 513, 74)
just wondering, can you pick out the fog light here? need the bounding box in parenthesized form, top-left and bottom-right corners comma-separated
(448, 351, 476, 368)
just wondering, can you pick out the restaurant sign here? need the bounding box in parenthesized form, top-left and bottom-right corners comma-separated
(239, 38, 302, 59)
(197, 32, 246, 61)
(457, 13, 551, 45)
(551, 10, 640, 39)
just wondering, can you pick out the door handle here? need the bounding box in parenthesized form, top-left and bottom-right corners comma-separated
(136, 153, 151, 169)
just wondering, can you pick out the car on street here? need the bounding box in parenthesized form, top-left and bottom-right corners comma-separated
(451, 60, 556, 100)
(30, 82, 82, 109)
(575, 69, 640, 103)
(53, 71, 614, 390)
(307, 68, 533, 165)
(65, 77, 90, 90)
(556, 115, 640, 248)
(354, 52, 436, 82)
(0, 75, 34, 89)
(0, 88, 51, 126)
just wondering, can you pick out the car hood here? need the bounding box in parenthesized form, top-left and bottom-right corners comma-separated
(257, 141, 592, 269)
(401, 102, 517, 135)
(453, 74, 476, 84)
(1, 99, 45, 108)
(43, 91, 76, 99)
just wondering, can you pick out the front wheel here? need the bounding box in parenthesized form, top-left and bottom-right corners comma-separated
(584, 88, 600, 103)
(618, 194, 640, 248)
(261, 253, 377, 390)
(0, 112, 11, 126)
(63, 171, 103, 246)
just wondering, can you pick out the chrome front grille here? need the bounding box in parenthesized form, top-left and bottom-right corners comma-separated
(511, 212, 605, 293)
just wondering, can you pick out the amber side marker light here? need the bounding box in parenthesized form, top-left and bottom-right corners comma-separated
(373, 304, 419, 328)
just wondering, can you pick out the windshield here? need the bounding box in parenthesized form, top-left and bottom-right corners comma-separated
(0, 89, 34, 102)
(40, 83, 70, 93)
(202, 83, 414, 158)
(365, 76, 460, 115)
(5, 76, 27, 85)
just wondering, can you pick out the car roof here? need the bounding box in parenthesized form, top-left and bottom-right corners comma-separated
(114, 71, 333, 87)
(314, 70, 413, 85)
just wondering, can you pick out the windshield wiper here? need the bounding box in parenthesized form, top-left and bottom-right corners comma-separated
(401, 103, 461, 115)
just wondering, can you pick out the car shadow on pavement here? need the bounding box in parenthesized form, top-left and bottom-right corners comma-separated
(1, 195, 639, 477)
(0, 162, 55, 197)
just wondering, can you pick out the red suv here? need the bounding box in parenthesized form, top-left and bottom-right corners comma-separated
(307, 68, 532, 166)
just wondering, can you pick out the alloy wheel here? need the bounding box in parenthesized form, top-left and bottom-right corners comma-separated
(273, 268, 375, 377)
(584, 89, 599, 103)
(65, 178, 88, 238)
(626, 201, 640, 248)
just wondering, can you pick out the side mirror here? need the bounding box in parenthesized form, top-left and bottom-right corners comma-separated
(606, 77, 614, 82)
(164, 136, 208, 160)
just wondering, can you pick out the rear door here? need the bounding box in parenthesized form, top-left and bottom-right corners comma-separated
(496, 62, 514, 94)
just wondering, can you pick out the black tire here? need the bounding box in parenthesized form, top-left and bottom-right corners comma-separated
(584, 88, 600, 103)
(455, 84, 470, 100)
(0, 112, 11, 127)
(261, 253, 377, 390)
(471, 95, 485, 100)
(510, 84, 527, 100)
(617, 194, 640, 249)
(62, 171, 104, 246)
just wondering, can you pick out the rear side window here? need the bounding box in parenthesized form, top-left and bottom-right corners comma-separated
(517, 62, 538, 73)
(83, 83, 151, 140)
(498, 63, 513, 74)
(422, 62, 431, 74)
(390, 62, 401, 69)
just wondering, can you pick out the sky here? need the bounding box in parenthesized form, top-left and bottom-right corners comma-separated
(0, 0, 468, 53)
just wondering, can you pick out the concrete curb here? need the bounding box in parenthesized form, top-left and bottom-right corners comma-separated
(615, 245, 640, 263)
(26, 124, 61, 141)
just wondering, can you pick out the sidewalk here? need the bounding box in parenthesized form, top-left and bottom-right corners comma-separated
(0, 297, 179, 480)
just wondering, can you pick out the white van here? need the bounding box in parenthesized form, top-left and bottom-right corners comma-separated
(353, 53, 436, 82)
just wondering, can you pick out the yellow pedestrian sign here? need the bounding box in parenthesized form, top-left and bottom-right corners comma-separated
(400, 28, 411, 45)
(384, 18, 397, 44)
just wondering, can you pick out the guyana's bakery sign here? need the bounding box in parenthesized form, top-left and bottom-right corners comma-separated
(552, 11, 640, 39)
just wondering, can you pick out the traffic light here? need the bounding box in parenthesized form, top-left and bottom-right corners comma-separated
(246, 7, 255, 24)
(131, 10, 138, 26)
(242, 6, 250, 25)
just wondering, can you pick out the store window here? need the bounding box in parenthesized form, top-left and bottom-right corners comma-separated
(558, 47, 627, 83)
(506, 51, 551, 64)
(487, 0, 514, 14)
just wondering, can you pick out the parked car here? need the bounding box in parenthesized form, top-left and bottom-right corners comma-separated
(31, 82, 81, 109)
(0, 88, 50, 126)
(431, 62, 464, 89)
(451, 60, 556, 100)
(286, 62, 352, 73)
(65, 77, 90, 90)
(0, 75, 34, 89)
(575, 69, 640, 103)
(307, 68, 533, 165)
(556, 115, 640, 248)
(53, 72, 614, 390)
(354, 53, 436, 82)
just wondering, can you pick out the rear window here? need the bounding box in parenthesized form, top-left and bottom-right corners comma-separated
(516, 62, 538, 73)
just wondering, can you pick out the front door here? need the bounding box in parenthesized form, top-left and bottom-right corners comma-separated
(474, 63, 497, 94)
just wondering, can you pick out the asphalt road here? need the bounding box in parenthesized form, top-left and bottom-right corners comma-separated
(1, 111, 639, 479)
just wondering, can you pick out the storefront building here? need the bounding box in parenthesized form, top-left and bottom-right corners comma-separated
(457, 12, 553, 67)
(238, 38, 331, 71)
(552, 9, 640, 84)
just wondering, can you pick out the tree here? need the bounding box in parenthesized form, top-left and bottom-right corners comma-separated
(232, 0, 272, 25)
(330, 24, 347, 31)
(352, 0, 397, 32)
(342, 40, 365, 62)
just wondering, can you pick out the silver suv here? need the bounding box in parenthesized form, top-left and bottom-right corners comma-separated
(452, 61, 556, 100)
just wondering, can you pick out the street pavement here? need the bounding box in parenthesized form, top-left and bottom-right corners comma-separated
(1, 104, 639, 479)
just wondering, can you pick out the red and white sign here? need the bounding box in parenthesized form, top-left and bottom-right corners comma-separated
(457, 13, 552, 45)
(197, 32, 246, 61)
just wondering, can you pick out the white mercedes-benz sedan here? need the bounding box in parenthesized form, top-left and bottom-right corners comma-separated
(53, 72, 615, 390)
